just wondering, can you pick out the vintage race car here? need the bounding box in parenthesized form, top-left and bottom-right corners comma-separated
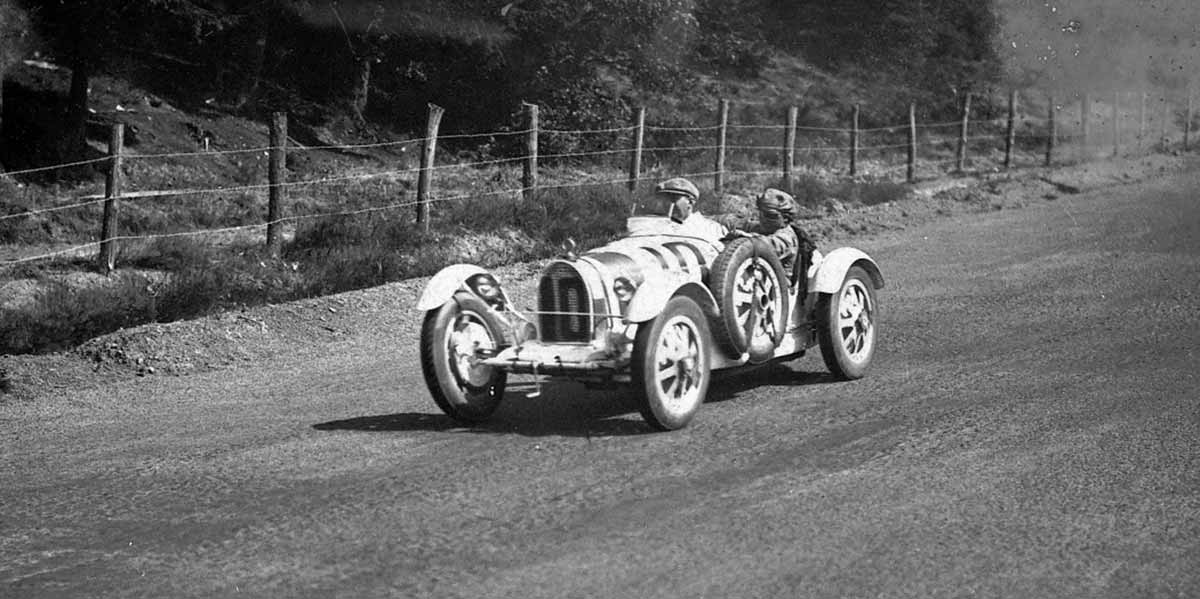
(416, 214, 883, 431)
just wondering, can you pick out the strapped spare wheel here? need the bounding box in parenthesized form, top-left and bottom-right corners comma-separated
(708, 236, 789, 363)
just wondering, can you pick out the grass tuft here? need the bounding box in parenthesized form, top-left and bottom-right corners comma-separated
(784, 173, 909, 208)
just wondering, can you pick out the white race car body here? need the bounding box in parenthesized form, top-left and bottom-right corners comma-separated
(417, 215, 883, 429)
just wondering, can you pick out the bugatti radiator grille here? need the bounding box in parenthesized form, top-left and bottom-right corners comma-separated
(539, 264, 592, 343)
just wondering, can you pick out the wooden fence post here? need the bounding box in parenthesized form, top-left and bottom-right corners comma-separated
(522, 103, 539, 201)
(99, 123, 124, 274)
(628, 106, 645, 195)
(1004, 89, 1017, 170)
(1046, 93, 1056, 166)
(416, 103, 444, 231)
(956, 93, 971, 172)
(849, 103, 860, 177)
(1180, 91, 1190, 152)
(715, 99, 729, 194)
(266, 111, 287, 254)
(1081, 93, 1091, 156)
(1138, 90, 1147, 150)
(907, 102, 917, 183)
(783, 105, 797, 189)
(1160, 94, 1170, 151)
(1111, 91, 1120, 157)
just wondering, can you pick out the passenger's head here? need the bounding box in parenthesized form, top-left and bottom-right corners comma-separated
(654, 177, 700, 223)
(756, 188, 796, 230)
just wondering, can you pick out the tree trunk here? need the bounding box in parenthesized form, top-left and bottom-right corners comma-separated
(0, 69, 6, 170)
(235, 34, 267, 110)
(64, 58, 91, 161)
(350, 55, 371, 122)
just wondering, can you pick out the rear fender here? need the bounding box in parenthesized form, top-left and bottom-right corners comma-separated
(416, 264, 489, 311)
(625, 275, 718, 323)
(811, 248, 885, 294)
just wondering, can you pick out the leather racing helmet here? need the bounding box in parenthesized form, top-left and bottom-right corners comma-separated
(756, 188, 797, 222)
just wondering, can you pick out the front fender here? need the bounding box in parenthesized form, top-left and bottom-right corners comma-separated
(625, 274, 718, 323)
(415, 264, 488, 311)
(811, 247, 885, 294)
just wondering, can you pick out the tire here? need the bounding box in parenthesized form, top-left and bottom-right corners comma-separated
(816, 265, 878, 380)
(708, 236, 789, 364)
(632, 296, 712, 431)
(420, 292, 507, 423)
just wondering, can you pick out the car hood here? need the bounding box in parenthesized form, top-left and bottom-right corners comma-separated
(574, 217, 723, 285)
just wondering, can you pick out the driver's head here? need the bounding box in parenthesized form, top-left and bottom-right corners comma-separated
(654, 177, 700, 223)
(756, 188, 796, 231)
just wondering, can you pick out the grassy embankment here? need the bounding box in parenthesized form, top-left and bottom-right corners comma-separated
(0, 153, 908, 355)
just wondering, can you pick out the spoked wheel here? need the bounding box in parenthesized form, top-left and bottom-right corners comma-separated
(709, 237, 789, 363)
(632, 296, 712, 431)
(420, 292, 507, 423)
(816, 265, 878, 379)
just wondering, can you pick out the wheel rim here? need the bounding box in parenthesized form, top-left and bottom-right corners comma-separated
(732, 258, 780, 344)
(444, 309, 499, 389)
(836, 280, 875, 364)
(652, 315, 705, 414)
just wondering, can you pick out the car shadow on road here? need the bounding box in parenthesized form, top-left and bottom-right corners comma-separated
(706, 362, 842, 403)
(313, 379, 649, 438)
(314, 363, 839, 438)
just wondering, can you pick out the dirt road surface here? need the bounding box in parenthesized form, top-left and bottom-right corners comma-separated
(3, 160, 1199, 598)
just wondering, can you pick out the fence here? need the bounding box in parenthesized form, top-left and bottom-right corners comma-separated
(1, 87, 1195, 273)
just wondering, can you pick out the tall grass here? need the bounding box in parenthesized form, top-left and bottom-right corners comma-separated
(784, 173, 909, 209)
(1, 168, 917, 355)
(1, 274, 157, 354)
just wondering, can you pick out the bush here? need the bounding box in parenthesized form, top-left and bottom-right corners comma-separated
(834, 179, 910, 206)
(0, 275, 155, 354)
(783, 173, 909, 209)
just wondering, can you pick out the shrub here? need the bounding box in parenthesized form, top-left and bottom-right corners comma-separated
(782, 173, 909, 209)
(834, 178, 910, 206)
(0, 275, 155, 354)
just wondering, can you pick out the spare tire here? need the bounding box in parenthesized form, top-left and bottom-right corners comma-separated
(708, 236, 789, 363)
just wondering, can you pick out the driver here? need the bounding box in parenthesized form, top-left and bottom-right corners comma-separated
(653, 177, 728, 242)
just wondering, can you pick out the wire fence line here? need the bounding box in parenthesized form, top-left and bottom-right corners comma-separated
(2, 87, 1196, 271)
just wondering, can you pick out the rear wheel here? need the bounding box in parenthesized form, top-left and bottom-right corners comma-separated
(816, 265, 877, 379)
(632, 296, 712, 431)
(420, 292, 507, 423)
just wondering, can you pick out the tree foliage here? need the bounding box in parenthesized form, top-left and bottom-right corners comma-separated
(0, 0, 30, 71)
(759, 0, 1000, 93)
(8, 0, 1004, 148)
(0, 0, 31, 167)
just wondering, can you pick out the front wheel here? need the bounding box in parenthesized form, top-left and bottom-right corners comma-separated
(816, 265, 878, 379)
(420, 292, 508, 423)
(632, 296, 712, 431)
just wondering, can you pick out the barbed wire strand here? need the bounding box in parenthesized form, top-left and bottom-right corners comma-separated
(436, 128, 535, 141)
(645, 124, 723, 133)
(0, 156, 112, 178)
(0, 197, 109, 221)
(726, 124, 788, 131)
(125, 145, 276, 161)
(543, 125, 639, 136)
(0, 242, 103, 266)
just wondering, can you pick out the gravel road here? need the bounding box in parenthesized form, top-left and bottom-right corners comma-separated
(3, 159, 1199, 598)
